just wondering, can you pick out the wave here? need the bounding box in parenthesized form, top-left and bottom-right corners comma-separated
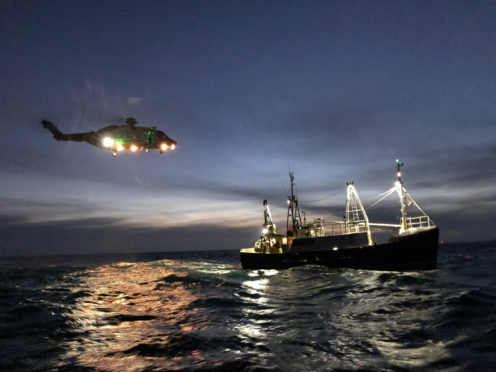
(0, 247, 495, 371)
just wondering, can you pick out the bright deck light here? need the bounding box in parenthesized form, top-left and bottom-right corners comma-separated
(262, 228, 268, 234)
(130, 144, 138, 152)
(160, 143, 168, 151)
(116, 144, 124, 152)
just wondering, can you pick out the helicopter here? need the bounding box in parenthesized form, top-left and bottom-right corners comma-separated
(42, 117, 177, 156)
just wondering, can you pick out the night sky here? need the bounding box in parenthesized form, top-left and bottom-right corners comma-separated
(1, 0, 495, 256)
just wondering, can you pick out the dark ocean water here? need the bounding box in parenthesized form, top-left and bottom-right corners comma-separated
(1, 243, 495, 371)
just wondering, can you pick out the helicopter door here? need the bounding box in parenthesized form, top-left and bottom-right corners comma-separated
(145, 130, 154, 145)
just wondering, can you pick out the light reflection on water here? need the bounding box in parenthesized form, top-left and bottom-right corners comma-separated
(61, 260, 238, 371)
(68, 261, 451, 370)
(58, 262, 457, 371)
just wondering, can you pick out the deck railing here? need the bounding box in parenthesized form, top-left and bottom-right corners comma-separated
(309, 221, 369, 236)
(402, 215, 434, 229)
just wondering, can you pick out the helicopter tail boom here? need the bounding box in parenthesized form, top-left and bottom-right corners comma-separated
(42, 120, 92, 142)
(42, 120, 65, 140)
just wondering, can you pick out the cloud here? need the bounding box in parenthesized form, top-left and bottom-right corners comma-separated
(0, 174, 264, 229)
(64, 81, 147, 132)
(127, 97, 142, 105)
(0, 215, 257, 256)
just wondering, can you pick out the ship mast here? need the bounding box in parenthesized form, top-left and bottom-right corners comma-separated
(286, 170, 302, 234)
(263, 199, 276, 234)
(395, 159, 407, 233)
(394, 159, 435, 233)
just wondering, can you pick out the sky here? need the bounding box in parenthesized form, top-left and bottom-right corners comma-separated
(1, 0, 495, 256)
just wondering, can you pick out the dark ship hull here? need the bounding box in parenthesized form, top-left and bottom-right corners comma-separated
(240, 227, 439, 271)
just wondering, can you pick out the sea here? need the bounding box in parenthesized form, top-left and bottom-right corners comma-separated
(0, 242, 495, 371)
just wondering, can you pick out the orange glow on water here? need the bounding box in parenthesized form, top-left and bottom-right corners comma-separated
(64, 261, 211, 370)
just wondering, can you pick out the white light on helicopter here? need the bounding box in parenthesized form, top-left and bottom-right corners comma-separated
(160, 143, 168, 151)
(102, 137, 114, 148)
(171, 144, 176, 150)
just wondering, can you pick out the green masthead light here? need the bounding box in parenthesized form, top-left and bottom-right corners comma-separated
(396, 159, 404, 166)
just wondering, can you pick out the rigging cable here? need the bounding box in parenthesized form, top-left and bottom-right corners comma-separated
(365, 187, 397, 211)
(302, 188, 343, 203)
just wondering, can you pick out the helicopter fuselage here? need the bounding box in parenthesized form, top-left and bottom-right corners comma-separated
(42, 120, 177, 156)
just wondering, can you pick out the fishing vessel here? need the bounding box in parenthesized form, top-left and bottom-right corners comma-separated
(240, 160, 439, 270)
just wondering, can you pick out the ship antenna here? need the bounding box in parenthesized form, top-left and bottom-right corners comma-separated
(395, 159, 407, 233)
